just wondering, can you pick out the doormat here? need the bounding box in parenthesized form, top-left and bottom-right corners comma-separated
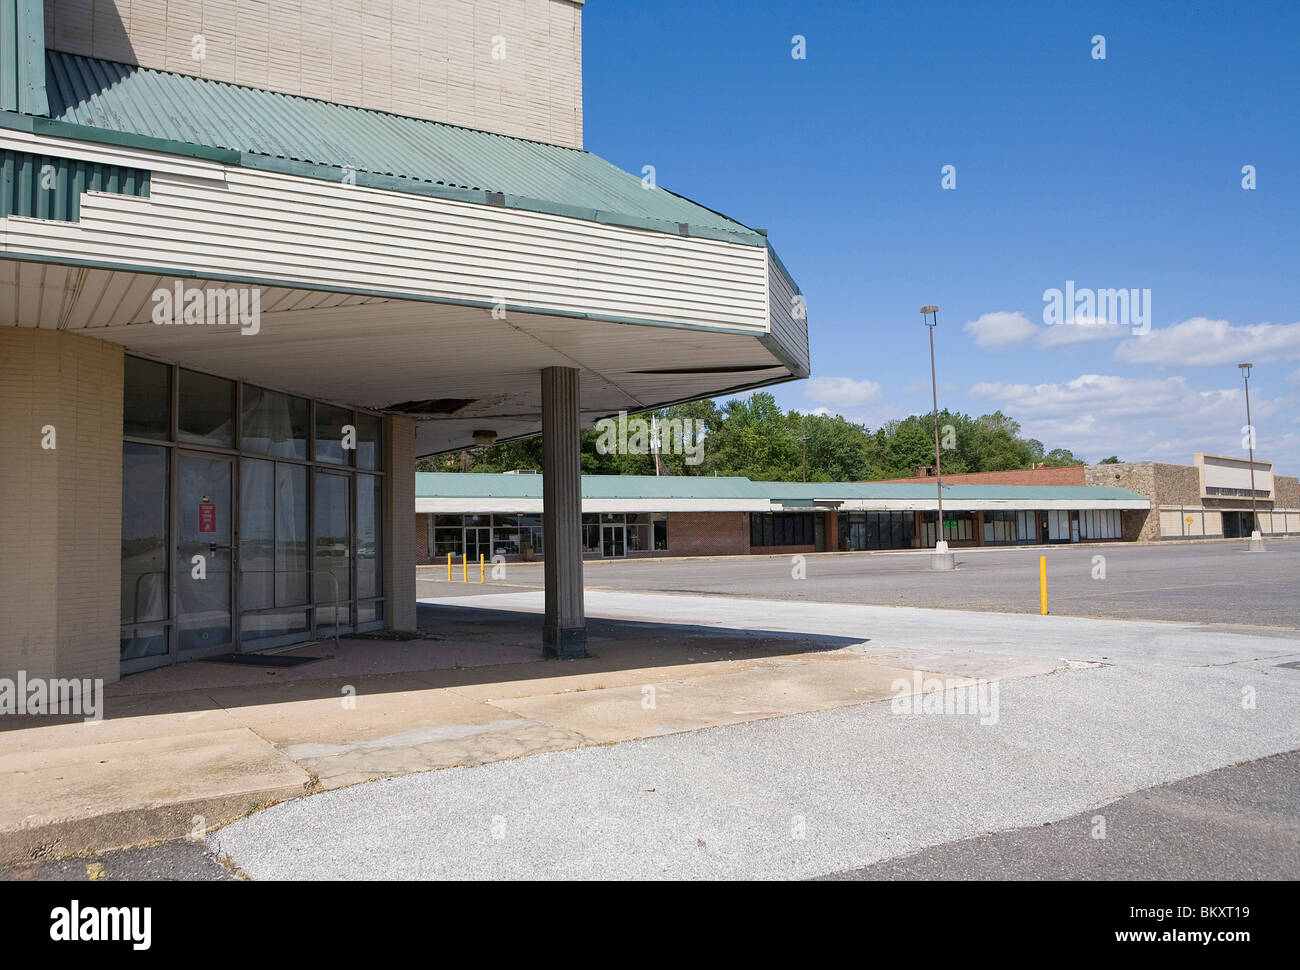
(346, 630, 430, 641)
(200, 653, 325, 668)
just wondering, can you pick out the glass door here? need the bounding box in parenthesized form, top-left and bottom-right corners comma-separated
(176, 453, 235, 657)
(464, 526, 492, 563)
(601, 524, 626, 558)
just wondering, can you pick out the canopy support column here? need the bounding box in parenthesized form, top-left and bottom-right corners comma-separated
(540, 366, 587, 657)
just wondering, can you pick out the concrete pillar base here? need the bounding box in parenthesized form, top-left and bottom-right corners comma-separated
(542, 625, 589, 659)
(931, 540, 955, 570)
(1249, 531, 1265, 552)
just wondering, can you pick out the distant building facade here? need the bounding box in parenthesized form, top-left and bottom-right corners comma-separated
(415, 472, 1151, 562)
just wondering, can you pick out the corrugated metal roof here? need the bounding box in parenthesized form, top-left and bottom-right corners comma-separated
(754, 481, 1149, 502)
(38, 50, 763, 245)
(0, 0, 48, 115)
(417, 473, 768, 501)
(416, 473, 1148, 505)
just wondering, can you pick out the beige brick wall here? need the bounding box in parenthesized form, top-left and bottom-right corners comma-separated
(383, 414, 417, 630)
(45, 0, 585, 148)
(0, 329, 123, 685)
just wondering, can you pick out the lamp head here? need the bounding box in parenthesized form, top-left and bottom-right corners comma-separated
(920, 305, 939, 326)
(1238, 362, 1252, 379)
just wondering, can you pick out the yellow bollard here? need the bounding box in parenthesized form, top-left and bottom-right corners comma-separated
(462, 552, 468, 583)
(447, 552, 451, 581)
(480, 553, 485, 583)
(1039, 556, 1048, 615)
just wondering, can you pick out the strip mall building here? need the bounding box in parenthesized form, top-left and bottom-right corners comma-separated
(415, 451, 1299, 562)
(2, 0, 808, 681)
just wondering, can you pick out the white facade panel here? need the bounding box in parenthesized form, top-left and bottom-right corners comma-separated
(1, 140, 772, 335)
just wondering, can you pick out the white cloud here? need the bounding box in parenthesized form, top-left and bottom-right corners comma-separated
(1115, 317, 1300, 367)
(965, 310, 1132, 349)
(964, 311, 1037, 348)
(801, 376, 882, 408)
(970, 373, 1299, 468)
(1038, 318, 1132, 347)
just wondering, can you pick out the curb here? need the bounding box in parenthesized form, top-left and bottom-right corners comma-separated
(0, 781, 309, 867)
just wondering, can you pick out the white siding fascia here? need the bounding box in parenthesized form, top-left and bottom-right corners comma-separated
(2, 141, 770, 333)
(0, 128, 228, 182)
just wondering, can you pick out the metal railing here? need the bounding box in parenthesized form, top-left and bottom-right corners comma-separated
(318, 568, 343, 660)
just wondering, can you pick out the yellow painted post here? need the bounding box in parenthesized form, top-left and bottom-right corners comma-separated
(462, 552, 468, 582)
(480, 553, 485, 583)
(1039, 556, 1048, 615)
(447, 553, 451, 581)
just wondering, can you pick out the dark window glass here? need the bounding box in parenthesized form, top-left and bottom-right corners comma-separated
(123, 357, 171, 440)
(178, 369, 235, 447)
(315, 403, 352, 464)
(356, 412, 382, 470)
(241, 385, 308, 459)
(239, 458, 275, 611)
(358, 474, 382, 599)
(315, 471, 351, 626)
(276, 463, 309, 606)
(121, 444, 169, 658)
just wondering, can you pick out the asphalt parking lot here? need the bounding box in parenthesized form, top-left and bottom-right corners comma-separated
(418, 540, 1300, 631)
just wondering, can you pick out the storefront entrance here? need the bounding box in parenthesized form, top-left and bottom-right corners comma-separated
(464, 526, 493, 562)
(1222, 511, 1256, 538)
(120, 356, 387, 674)
(176, 453, 236, 658)
(601, 524, 626, 558)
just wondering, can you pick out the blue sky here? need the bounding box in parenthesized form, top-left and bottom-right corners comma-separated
(583, 0, 1300, 468)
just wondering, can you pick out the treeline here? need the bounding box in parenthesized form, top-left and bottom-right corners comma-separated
(416, 391, 1092, 481)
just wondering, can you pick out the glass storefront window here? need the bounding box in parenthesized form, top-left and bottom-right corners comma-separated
(123, 357, 171, 440)
(315, 403, 353, 465)
(239, 459, 276, 611)
(357, 474, 382, 600)
(276, 464, 309, 606)
(356, 412, 382, 470)
(653, 513, 668, 550)
(242, 385, 309, 459)
(121, 357, 387, 669)
(242, 610, 310, 644)
(434, 529, 462, 557)
(314, 472, 351, 626)
(177, 369, 235, 447)
(121, 443, 169, 660)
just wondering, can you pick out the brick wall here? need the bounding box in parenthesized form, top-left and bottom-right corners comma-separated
(46, 0, 585, 149)
(415, 512, 432, 564)
(0, 329, 123, 685)
(665, 511, 749, 557)
(876, 466, 1086, 486)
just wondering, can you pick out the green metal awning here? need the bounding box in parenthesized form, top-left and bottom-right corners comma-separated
(4, 49, 765, 246)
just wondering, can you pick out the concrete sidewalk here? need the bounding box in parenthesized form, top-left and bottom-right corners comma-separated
(0, 604, 1065, 865)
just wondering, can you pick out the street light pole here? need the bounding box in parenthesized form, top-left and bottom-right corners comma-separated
(1239, 363, 1262, 550)
(922, 305, 952, 570)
